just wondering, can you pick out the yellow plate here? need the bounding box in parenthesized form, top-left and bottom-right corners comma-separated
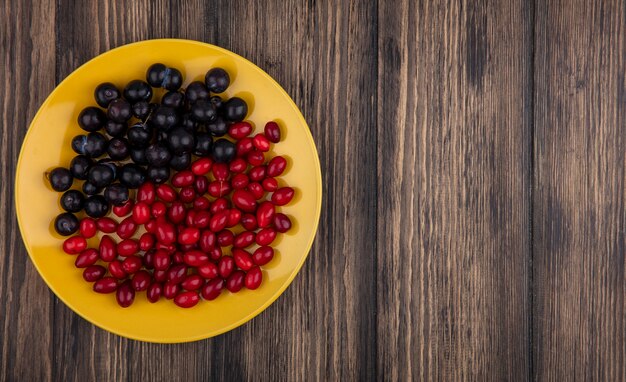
(15, 39, 322, 343)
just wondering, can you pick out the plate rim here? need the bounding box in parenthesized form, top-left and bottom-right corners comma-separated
(14, 38, 323, 343)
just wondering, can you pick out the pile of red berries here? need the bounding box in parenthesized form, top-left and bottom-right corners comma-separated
(48, 64, 294, 308)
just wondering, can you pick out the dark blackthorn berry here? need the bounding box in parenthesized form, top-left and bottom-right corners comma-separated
(207, 116, 228, 136)
(88, 164, 115, 188)
(60, 190, 85, 213)
(193, 133, 213, 156)
(169, 152, 191, 171)
(78, 106, 106, 132)
(129, 147, 148, 165)
(211, 139, 236, 163)
(147, 166, 170, 184)
(119, 163, 146, 189)
(132, 101, 151, 120)
(104, 183, 130, 205)
(69, 155, 92, 180)
(54, 212, 79, 236)
(123, 80, 152, 103)
(82, 181, 102, 195)
(107, 98, 132, 122)
(151, 105, 178, 131)
(48, 167, 73, 192)
(162, 91, 185, 109)
(156, 130, 169, 144)
(127, 124, 152, 148)
(71, 135, 87, 155)
(107, 137, 130, 160)
(83, 132, 108, 158)
(96, 159, 119, 179)
(179, 113, 196, 131)
(104, 119, 127, 137)
(167, 127, 195, 155)
(94, 82, 120, 108)
(191, 99, 216, 123)
(162, 67, 183, 91)
(147, 63, 167, 87)
(222, 97, 248, 122)
(205, 68, 230, 93)
(209, 95, 223, 110)
(145, 143, 172, 167)
(186, 81, 209, 103)
(84, 195, 109, 218)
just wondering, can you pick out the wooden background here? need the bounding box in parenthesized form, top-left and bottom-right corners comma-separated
(1, 0, 625, 380)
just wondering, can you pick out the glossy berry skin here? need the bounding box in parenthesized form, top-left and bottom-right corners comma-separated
(233, 248, 254, 270)
(191, 158, 212, 175)
(218, 256, 235, 279)
(210, 95, 223, 110)
(147, 282, 163, 302)
(96, 217, 117, 233)
(226, 271, 245, 293)
(232, 189, 257, 212)
(174, 291, 200, 308)
(201, 278, 224, 300)
(151, 105, 178, 131)
(98, 235, 117, 261)
(117, 217, 138, 239)
(93, 277, 117, 293)
(84, 195, 109, 218)
(83, 265, 106, 282)
(54, 212, 79, 236)
(119, 163, 146, 189)
(181, 274, 204, 291)
(127, 124, 152, 148)
(264, 121, 281, 143)
(147, 166, 170, 184)
(262, 177, 278, 192)
(205, 68, 230, 93)
(116, 280, 135, 308)
(256, 228, 277, 246)
(104, 119, 127, 137)
(211, 139, 236, 163)
(193, 133, 213, 156)
(94, 82, 120, 108)
(168, 127, 196, 155)
(112, 200, 133, 217)
(78, 106, 106, 132)
(185, 81, 209, 103)
(123, 79, 152, 103)
(79, 218, 97, 238)
(146, 63, 167, 87)
(207, 117, 228, 137)
(228, 121, 253, 140)
(62, 236, 87, 254)
(197, 262, 219, 279)
(107, 98, 132, 123)
(162, 67, 183, 91)
(267, 156, 287, 177)
(132, 101, 151, 120)
(87, 133, 109, 158)
(122, 255, 143, 273)
(245, 266, 263, 290)
(252, 134, 270, 152)
(48, 167, 73, 192)
(75, 249, 99, 268)
(60, 190, 85, 213)
(145, 143, 172, 167)
(191, 99, 217, 123)
(223, 97, 248, 122)
(69, 155, 92, 180)
(162, 91, 184, 109)
(252, 246, 274, 266)
(131, 270, 151, 291)
(107, 137, 130, 160)
(87, 164, 114, 188)
(272, 187, 295, 206)
(82, 181, 102, 196)
(103, 183, 129, 206)
(256, 201, 275, 228)
(129, 147, 147, 166)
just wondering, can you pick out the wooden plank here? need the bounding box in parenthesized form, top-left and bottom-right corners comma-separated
(0, 0, 56, 381)
(206, 1, 378, 380)
(376, 1, 532, 380)
(534, 0, 626, 379)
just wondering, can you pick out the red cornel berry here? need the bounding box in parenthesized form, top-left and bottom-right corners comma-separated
(51, 64, 296, 308)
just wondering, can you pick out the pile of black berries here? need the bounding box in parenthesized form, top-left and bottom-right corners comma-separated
(48, 64, 248, 235)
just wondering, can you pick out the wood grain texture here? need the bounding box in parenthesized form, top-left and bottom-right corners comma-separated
(376, 1, 532, 380)
(4, 0, 626, 380)
(534, 0, 626, 380)
(0, 0, 56, 381)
